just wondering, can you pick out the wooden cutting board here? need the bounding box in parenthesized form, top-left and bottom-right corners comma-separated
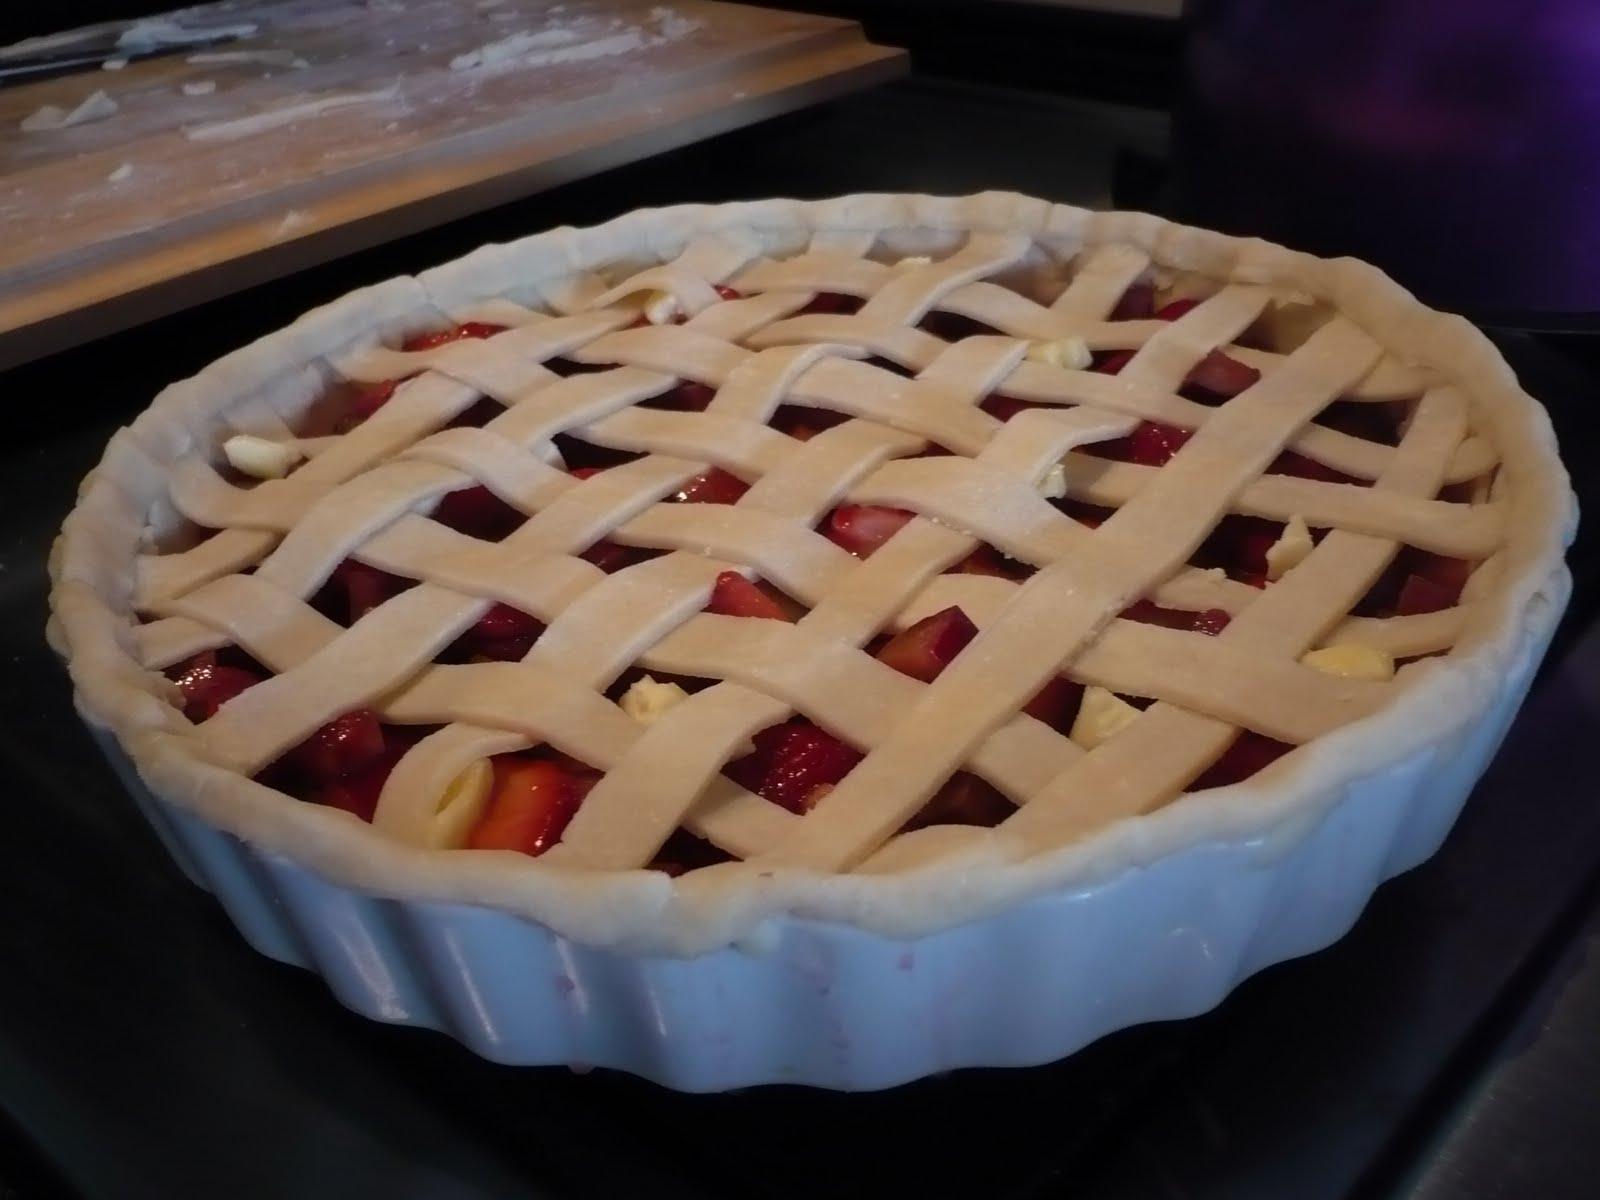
(0, 0, 903, 368)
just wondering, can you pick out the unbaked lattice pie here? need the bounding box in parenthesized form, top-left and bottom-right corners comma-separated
(51, 194, 1574, 1087)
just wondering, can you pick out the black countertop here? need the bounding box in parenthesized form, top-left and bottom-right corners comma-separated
(3, 79, 1597, 1199)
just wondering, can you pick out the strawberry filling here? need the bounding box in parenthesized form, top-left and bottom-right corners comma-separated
(1022, 676, 1084, 731)
(824, 504, 914, 558)
(580, 540, 651, 574)
(1093, 419, 1195, 467)
(468, 754, 597, 855)
(553, 433, 640, 473)
(706, 571, 797, 621)
(1194, 515, 1284, 586)
(1110, 282, 1155, 320)
(772, 403, 849, 441)
(282, 709, 387, 783)
(402, 322, 505, 352)
(1190, 731, 1293, 791)
(433, 484, 524, 541)
(158, 270, 1458, 846)
(981, 394, 1041, 423)
(325, 559, 411, 623)
(724, 720, 862, 814)
(1358, 548, 1474, 617)
(648, 829, 734, 876)
(457, 603, 544, 662)
(921, 311, 998, 341)
(1094, 348, 1137, 375)
(347, 379, 397, 423)
(950, 543, 1033, 579)
(1121, 600, 1234, 636)
(875, 606, 977, 682)
(312, 737, 412, 822)
(801, 291, 861, 315)
(170, 652, 261, 721)
(1184, 350, 1261, 400)
(646, 380, 717, 411)
(905, 772, 1015, 832)
(674, 467, 749, 505)
(338, 324, 507, 428)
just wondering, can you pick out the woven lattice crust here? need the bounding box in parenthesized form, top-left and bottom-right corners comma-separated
(50, 194, 1574, 953)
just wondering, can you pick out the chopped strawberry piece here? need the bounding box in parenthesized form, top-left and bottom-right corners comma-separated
(552, 433, 638, 473)
(448, 397, 503, 429)
(401, 322, 504, 352)
(1412, 552, 1473, 596)
(1055, 498, 1115, 528)
(1022, 677, 1084, 731)
(824, 504, 914, 558)
(285, 709, 387, 783)
(312, 739, 407, 823)
(1185, 350, 1260, 399)
(650, 380, 716, 411)
(1129, 420, 1194, 466)
(1268, 450, 1357, 485)
(468, 757, 586, 855)
(981, 394, 1036, 422)
(460, 603, 544, 661)
(1121, 599, 1201, 630)
(674, 467, 749, 505)
(331, 558, 408, 622)
(1110, 282, 1156, 321)
(1396, 573, 1458, 616)
(171, 654, 263, 721)
(1376, 553, 1471, 618)
(1124, 601, 1238, 637)
(648, 829, 734, 876)
(724, 720, 863, 814)
(348, 379, 398, 422)
(952, 543, 1031, 579)
(706, 571, 792, 621)
(1156, 297, 1202, 321)
(772, 403, 847, 441)
(921, 312, 994, 341)
(1190, 732, 1293, 791)
(569, 466, 605, 480)
(714, 285, 742, 301)
(906, 771, 1015, 831)
(543, 750, 603, 798)
(1090, 420, 1192, 467)
(876, 606, 978, 683)
(433, 484, 522, 540)
(472, 603, 541, 642)
(1201, 515, 1283, 581)
(802, 291, 860, 315)
(1093, 349, 1136, 375)
(580, 539, 644, 573)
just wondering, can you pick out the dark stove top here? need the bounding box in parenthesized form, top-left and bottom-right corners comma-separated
(2, 79, 1597, 1200)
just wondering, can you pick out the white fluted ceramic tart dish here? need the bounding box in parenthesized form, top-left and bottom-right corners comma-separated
(50, 193, 1574, 1089)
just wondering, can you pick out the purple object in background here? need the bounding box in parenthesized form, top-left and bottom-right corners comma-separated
(1170, 1, 1600, 320)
